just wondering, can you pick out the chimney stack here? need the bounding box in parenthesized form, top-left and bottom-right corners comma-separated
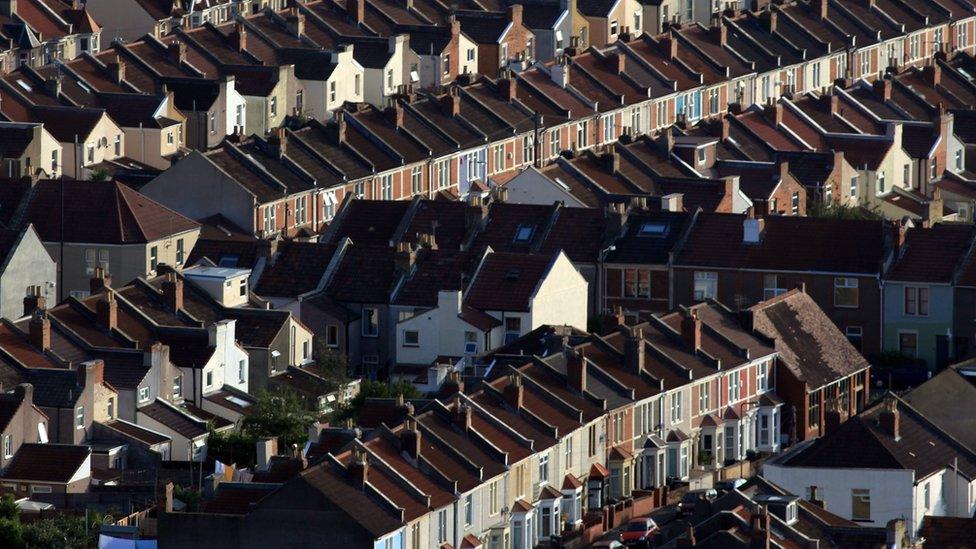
(162, 273, 184, 312)
(625, 327, 645, 374)
(824, 399, 843, 433)
(681, 309, 702, 351)
(812, 0, 828, 20)
(879, 395, 900, 441)
(97, 291, 118, 331)
(23, 285, 45, 317)
(504, 374, 524, 409)
(13, 383, 33, 408)
(90, 266, 112, 295)
(347, 448, 369, 488)
(507, 4, 522, 26)
(78, 359, 104, 388)
(808, 486, 826, 509)
(348, 0, 364, 24)
(108, 61, 125, 84)
(455, 398, 472, 431)
(167, 40, 186, 65)
(29, 308, 50, 351)
(231, 22, 247, 52)
(750, 506, 771, 548)
(874, 78, 892, 101)
(500, 76, 517, 101)
(400, 418, 422, 460)
(567, 349, 586, 392)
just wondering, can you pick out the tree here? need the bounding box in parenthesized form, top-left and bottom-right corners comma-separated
(208, 428, 260, 469)
(308, 337, 349, 386)
(334, 379, 421, 423)
(22, 515, 92, 548)
(0, 518, 23, 549)
(808, 201, 880, 220)
(0, 495, 19, 521)
(88, 168, 110, 182)
(240, 390, 316, 451)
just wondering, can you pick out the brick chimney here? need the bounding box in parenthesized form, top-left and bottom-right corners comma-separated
(500, 77, 517, 101)
(879, 395, 900, 441)
(504, 374, 524, 409)
(400, 418, 421, 460)
(681, 309, 702, 351)
(167, 40, 186, 65)
(108, 60, 125, 85)
(711, 23, 727, 47)
(347, 448, 369, 488)
(749, 506, 771, 549)
(442, 87, 461, 116)
(811, 0, 828, 20)
(765, 102, 783, 126)
(285, 9, 305, 37)
(454, 398, 472, 431)
(720, 116, 730, 141)
(808, 486, 826, 509)
(662, 33, 678, 60)
(29, 308, 50, 351)
(625, 327, 645, 374)
(13, 383, 33, 408)
(508, 4, 522, 26)
(90, 266, 112, 295)
(567, 349, 586, 392)
(613, 52, 626, 74)
(162, 273, 183, 312)
(348, 0, 364, 24)
(874, 78, 892, 101)
(388, 103, 405, 127)
(270, 126, 287, 158)
(23, 285, 45, 317)
(97, 291, 118, 331)
(231, 22, 247, 52)
(77, 359, 105, 388)
(394, 242, 416, 273)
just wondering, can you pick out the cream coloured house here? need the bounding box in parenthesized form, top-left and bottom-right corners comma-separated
(0, 121, 61, 178)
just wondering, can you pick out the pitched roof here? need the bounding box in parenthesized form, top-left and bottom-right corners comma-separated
(749, 290, 870, 390)
(783, 396, 976, 480)
(326, 243, 397, 304)
(465, 252, 556, 312)
(0, 443, 89, 482)
(886, 223, 975, 283)
(919, 516, 976, 548)
(99, 419, 170, 446)
(675, 213, 888, 275)
(22, 179, 200, 244)
(254, 241, 338, 298)
(138, 400, 208, 439)
(901, 368, 976, 452)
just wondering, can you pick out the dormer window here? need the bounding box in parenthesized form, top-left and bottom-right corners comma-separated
(514, 224, 534, 242)
(785, 501, 798, 524)
(639, 222, 668, 236)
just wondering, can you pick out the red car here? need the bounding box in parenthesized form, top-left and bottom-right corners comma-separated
(620, 517, 658, 547)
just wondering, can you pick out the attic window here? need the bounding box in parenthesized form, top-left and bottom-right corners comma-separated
(505, 269, 521, 280)
(638, 222, 668, 236)
(514, 224, 534, 242)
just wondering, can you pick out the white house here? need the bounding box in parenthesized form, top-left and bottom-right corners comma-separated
(394, 249, 587, 365)
(763, 395, 976, 535)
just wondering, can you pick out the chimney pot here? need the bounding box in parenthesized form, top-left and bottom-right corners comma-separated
(90, 266, 112, 294)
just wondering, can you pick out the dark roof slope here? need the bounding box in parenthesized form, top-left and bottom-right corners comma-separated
(675, 213, 887, 274)
(465, 252, 556, 312)
(0, 443, 89, 482)
(255, 241, 338, 298)
(783, 396, 976, 480)
(23, 180, 199, 244)
(749, 290, 870, 390)
(886, 224, 975, 283)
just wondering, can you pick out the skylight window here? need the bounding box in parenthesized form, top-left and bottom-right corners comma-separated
(639, 222, 668, 236)
(218, 254, 240, 267)
(15, 79, 31, 92)
(514, 224, 534, 242)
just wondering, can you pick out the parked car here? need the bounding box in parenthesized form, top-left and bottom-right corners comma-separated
(678, 488, 717, 515)
(715, 478, 747, 493)
(591, 540, 625, 549)
(620, 517, 659, 547)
